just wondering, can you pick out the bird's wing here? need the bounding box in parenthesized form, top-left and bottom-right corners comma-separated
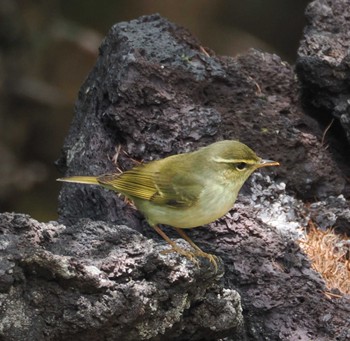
(97, 162, 203, 208)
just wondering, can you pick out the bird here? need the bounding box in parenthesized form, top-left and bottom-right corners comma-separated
(57, 140, 279, 271)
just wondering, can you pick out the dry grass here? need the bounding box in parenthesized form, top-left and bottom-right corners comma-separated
(298, 220, 350, 297)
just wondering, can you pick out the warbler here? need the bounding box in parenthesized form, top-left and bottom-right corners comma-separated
(57, 140, 279, 271)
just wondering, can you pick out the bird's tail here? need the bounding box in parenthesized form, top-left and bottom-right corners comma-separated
(57, 176, 100, 185)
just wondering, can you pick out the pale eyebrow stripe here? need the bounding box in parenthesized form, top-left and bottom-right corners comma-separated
(212, 157, 258, 165)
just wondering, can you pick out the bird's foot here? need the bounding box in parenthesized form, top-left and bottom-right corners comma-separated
(162, 247, 219, 272)
(193, 250, 219, 273)
(161, 246, 200, 267)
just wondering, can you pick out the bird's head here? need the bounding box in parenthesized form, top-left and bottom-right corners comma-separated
(206, 140, 279, 184)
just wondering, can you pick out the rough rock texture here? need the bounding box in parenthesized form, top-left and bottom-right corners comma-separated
(0, 213, 243, 341)
(1, 207, 349, 341)
(309, 194, 350, 234)
(2, 9, 350, 341)
(296, 0, 350, 171)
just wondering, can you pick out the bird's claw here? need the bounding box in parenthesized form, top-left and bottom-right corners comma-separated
(161, 247, 200, 267)
(161, 247, 218, 272)
(193, 250, 219, 273)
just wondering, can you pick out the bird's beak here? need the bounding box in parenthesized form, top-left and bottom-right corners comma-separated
(257, 159, 280, 168)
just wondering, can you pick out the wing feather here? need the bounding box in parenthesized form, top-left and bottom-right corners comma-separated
(97, 160, 203, 208)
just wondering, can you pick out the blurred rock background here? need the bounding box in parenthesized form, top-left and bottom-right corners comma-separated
(0, 0, 309, 221)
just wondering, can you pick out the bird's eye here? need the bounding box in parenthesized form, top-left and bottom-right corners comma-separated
(235, 162, 247, 171)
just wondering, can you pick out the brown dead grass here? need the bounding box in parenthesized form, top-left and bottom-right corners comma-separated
(298, 220, 350, 297)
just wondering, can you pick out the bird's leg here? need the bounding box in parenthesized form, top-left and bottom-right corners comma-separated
(174, 228, 218, 272)
(151, 225, 199, 266)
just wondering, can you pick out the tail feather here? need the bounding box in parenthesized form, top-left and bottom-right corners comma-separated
(57, 176, 100, 185)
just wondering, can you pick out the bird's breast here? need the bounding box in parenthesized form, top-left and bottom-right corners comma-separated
(138, 181, 239, 229)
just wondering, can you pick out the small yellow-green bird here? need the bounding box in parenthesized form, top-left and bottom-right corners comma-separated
(57, 140, 279, 271)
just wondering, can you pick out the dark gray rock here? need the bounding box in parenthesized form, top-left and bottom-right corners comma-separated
(0, 213, 243, 341)
(2, 203, 350, 341)
(309, 194, 350, 234)
(296, 0, 350, 163)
